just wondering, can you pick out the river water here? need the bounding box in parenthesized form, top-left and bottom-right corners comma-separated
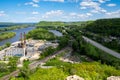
(49, 30, 63, 37)
(0, 28, 62, 46)
(0, 27, 35, 46)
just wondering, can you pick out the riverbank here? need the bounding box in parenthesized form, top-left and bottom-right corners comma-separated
(0, 32, 16, 41)
(0, 25, 29, 32)
(0, 27, 35, 46)
(0, 32, 16, 51)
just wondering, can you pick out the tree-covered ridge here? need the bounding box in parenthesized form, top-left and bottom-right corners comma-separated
(26, 28, 55, 40)
(83, 18, 120, 53)
(0, 25, 29, 32)
(36, 21, 65, 27)
(85, 18, 120, 37)
(66, 21, 94, 26)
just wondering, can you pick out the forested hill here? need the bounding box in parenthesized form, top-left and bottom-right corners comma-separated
(36, 21, 65, 27)
(0, 23, 35, 28)
(36, 21, 93, 27)
(84, 18, 120, 37)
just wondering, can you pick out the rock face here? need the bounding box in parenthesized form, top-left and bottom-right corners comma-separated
(65, 75, 84, 80)
(107, 76, 120, 80)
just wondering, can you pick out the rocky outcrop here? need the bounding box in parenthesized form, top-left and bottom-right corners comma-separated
(65, 75, 84, 80)
(107, 76, 120, 80)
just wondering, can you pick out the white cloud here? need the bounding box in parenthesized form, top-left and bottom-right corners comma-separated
(106, 10, 120, 18)
(27, 17, 38, 20)
(0, 11, 6, 17)
(26, 16, 41, 22)
(32, 4, 39, 7)
(42, 10, 93, 21)
(86, 13, 92, 16)
(98, 0, 109, 3)
(42, 10, 64, 18)
(68, 12, 92, 19)
(43, 0, 64, 2)
(107, 3, 116, 7)
(91, 8, 107, 13)
(80, 0, 107, 14)
(25, 2, 33, 5)
(98, 0, 105, 3)
(80, 0, 101, 10)
(67, 0, 79, 3)
(91, 9, 100, 13)
(33, 0, 40, 3)
(32, 11, 39, 14)
(80, 7, 87, 9)
(25, 2, 39, 7)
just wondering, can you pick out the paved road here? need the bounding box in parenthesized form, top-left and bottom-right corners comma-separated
(0, 47, 72, 80)
(83, 36, 120, 59)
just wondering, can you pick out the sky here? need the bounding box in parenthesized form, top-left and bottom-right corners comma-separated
(0, 0, 120, 22)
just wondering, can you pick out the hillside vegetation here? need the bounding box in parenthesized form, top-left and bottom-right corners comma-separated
(11, 58, 120, 80)
(0, 25, 29, 32)
(0, 32, 16, 41)
(36, 21, 65, 27)
(26, 28, 55, 40)
(83, 18, 120, 53)
(85, 18, 120, 37)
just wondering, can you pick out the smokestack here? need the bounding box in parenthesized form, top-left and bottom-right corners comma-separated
(20, 33, 23, 45)
(24, 32, 26, 44)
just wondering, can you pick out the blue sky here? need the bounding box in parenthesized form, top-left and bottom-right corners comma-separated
(0, 0, 120, 22)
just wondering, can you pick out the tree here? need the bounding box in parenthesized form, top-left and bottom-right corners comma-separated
(0, 62, 8, 72)
(5, 42, 11, 47)
(8, 57, 18, 71)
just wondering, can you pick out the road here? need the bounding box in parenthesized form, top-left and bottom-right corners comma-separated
(29, 47, 72, 69)
(83, 36, 120, 59)
(0, 47, 72, 80)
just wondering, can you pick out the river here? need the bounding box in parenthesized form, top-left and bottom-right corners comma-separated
(49, 30, 63, 37)
(0, 27, 35, 46)
(0, 28, 62, 46)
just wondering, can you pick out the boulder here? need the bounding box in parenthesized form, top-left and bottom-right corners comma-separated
(107, 76, 120, 80)
(65, 75, 84, 80)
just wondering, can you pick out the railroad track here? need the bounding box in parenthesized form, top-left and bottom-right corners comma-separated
(0, 70, 20, 80)
(0, 47, 72, 80)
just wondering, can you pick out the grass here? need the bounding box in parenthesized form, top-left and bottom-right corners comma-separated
(44, 57, 71, 67)
(23, 60, 31, 68)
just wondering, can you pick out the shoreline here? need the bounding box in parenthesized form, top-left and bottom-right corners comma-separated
(0, 27, 35, 46)
(0, 32, 16, 42)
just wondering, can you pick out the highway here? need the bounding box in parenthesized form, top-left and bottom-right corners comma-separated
(83, 36, 120, 59)
(0, 47, 72, 80)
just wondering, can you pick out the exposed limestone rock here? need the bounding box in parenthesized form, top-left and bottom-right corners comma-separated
(107, 76, 120, 80)
(65, 75, 84, 80)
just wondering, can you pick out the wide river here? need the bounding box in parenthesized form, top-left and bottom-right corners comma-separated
(0, 27, 63, 46)
(0, 27, 35, 46)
